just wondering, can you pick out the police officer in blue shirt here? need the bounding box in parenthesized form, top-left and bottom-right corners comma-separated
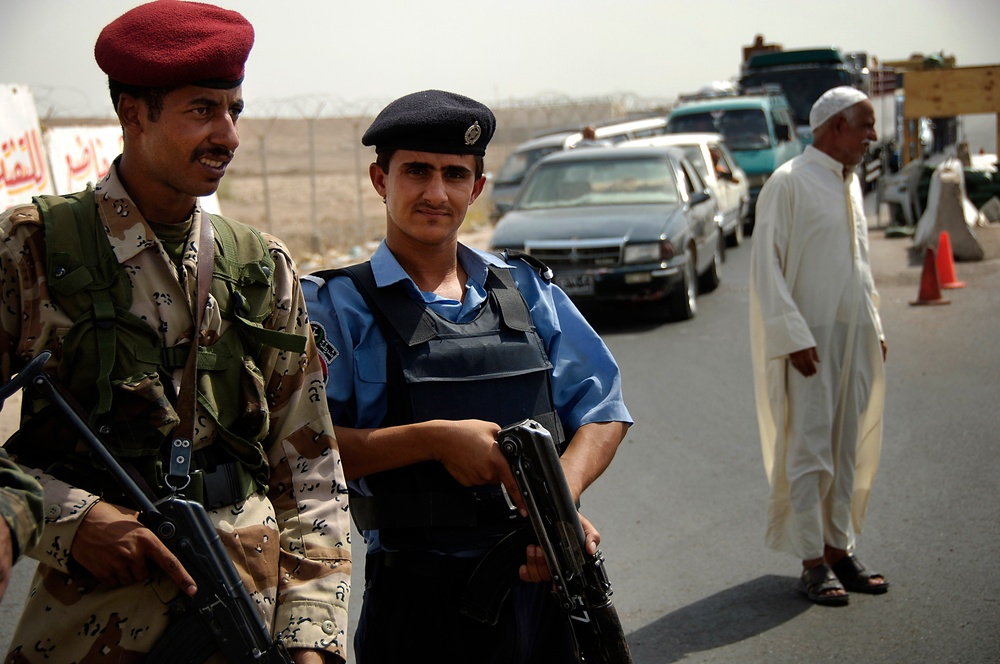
(302, 89, 632, 663)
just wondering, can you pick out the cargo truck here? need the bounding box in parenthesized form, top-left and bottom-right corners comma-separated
(739, 43, 898, 187)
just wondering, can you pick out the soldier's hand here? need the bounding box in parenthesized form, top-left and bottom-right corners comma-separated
(433, 419, 525, 513)
(71, 501, 197, 596)
(0, 519, 13, 603)
(289, 648, 343, 663)
(519, 513, 601, 583)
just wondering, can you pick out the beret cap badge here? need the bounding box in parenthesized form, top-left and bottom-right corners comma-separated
(464, 121, 482, 146)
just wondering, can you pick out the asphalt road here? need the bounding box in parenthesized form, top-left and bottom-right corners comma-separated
(2, 203, 998, 663)
(577, 210, 1000, 663)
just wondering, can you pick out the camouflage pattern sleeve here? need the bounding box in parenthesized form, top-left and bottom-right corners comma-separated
(0, 206, 105, 573)
(257, 235, 352, 656)
(0, 449, 44, 561)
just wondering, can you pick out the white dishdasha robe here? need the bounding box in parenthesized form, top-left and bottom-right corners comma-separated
(749, 146, 886, 560)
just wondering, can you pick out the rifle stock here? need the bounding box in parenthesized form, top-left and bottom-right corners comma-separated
(2, 352, 292, 663)
(497, 419, 633, 664)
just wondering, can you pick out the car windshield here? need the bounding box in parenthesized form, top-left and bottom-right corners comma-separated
(517, 157, 678, 209)
(494, 146, 563, 185)
(669, 109, 771, 151)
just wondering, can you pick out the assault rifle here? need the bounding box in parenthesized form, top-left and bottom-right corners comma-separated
(0, 351, 292, 663)
(494, 419, 632, 663)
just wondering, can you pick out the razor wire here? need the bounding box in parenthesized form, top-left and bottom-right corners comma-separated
(223, 92, 675, 266)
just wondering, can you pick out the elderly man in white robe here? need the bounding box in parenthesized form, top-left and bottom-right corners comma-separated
(749, 86, 890, 606)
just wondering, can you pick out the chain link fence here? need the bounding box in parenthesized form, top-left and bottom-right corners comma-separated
(219, 93, 674, 267)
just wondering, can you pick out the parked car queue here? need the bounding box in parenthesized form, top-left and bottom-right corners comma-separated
(489, 145, 725, 322)
(487, 116, 670, 224)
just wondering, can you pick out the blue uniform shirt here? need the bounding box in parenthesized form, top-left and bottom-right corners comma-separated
(301, 241, 632, 552)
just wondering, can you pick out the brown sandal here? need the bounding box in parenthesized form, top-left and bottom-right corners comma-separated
(831, 554, 890, 594)
(799, 564, 850, 606)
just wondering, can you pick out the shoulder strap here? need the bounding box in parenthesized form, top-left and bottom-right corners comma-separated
(208, 213, 306, 354)
(36, 188, 121, 416)
(484, 265, 533, 333)
(167, 210, 215, 490)
(332, 262, 438, 347)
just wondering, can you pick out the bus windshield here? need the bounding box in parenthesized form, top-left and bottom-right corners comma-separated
(669, 109, 771, 151)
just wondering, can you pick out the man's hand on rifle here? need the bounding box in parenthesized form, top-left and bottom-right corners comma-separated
(289, 648, 344, 664)
(519, 513, 601, 583)
(433, 419, 527, 515)
(71, 501, 198, 596)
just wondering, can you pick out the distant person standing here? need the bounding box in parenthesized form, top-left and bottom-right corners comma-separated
(573, 125, 613, 148)
(749, 86, 890, 606)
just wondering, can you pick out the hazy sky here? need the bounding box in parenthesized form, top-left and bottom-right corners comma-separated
(4, 0, 999, 119)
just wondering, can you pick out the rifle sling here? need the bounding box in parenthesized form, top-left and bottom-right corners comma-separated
(458, 526, 534, 625)
(167, 213, 215, 489)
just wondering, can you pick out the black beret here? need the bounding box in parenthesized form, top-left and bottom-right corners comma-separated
(95, 1, 254, 89)
(362, 90, 496, 156)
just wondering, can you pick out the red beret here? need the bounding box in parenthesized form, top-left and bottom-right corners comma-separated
(95, 1, 254, 88)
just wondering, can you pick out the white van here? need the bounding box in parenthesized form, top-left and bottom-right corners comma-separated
(488, 116, 669, 223)
(563, 116, 669, 149)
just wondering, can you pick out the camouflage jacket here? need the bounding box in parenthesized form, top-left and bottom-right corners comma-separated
(0, 448, 43, 561)
(0, 166, 351, 659)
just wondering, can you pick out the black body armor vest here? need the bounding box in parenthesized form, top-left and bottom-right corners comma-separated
(327, 259, 564, 551)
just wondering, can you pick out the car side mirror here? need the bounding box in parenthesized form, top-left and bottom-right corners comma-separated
(494, 202, 513, 218)
(776, 125, 790, 142)
(689, 191, 711, 206)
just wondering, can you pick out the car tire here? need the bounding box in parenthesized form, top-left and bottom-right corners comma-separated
(666, 247, 697, 321)
(699, 235, 721, 293)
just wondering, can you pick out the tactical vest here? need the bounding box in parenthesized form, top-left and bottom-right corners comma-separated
(5, 188, 306, 507)
(324, 259, 564, 552)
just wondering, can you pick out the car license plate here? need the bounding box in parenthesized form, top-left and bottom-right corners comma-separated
(556, 273, 595, 296)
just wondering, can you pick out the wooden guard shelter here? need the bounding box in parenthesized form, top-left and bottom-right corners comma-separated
(901, 64, 1000, 164)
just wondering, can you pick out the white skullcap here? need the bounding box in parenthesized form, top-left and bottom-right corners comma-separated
(809, 86, 869, 130)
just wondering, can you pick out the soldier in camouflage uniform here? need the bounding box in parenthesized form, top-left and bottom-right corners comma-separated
(0, 449, 44, 603)
(0, 3, 350, 662)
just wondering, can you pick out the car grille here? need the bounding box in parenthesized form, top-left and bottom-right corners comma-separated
(525, 239, 624, 269)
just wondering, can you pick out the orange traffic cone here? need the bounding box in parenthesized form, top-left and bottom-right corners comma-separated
(936, 231, 966, 289)
(910, 246, 950, 306)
